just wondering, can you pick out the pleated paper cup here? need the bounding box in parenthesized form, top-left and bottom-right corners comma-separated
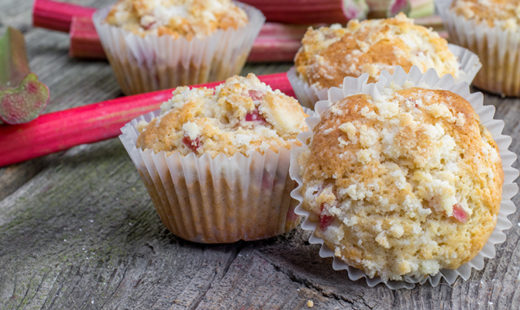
(119, 110, 299, 244)
(93, 2, 265, 95)
(438, 0, 520, 96)
(288, 43, 481, 109)
(289, 66, 518, 289)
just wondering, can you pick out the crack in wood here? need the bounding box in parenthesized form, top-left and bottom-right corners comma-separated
(256, 251, 377, 310)
(27, 270, 51, 309)
(185, 269, 219, 310)
(45, 265, 75, 310)
(99, 263, 130, 308)
(15, 274, 32, 310)
(220, 244, 244, 281)
(145, 242, 156, 255)
(187, 245, 244, 310)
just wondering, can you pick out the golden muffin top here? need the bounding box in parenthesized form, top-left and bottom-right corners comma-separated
(105, 0, 248, 38)
(294, 13, 460, 89)
(137, 74, 308, 156)
(451, 0, 520, 31)
(298, 85, 503, 280)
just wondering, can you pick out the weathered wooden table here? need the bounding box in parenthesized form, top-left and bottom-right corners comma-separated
(1, 1, 520, 309)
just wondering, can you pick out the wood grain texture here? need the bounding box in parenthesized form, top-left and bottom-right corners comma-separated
(0, 1, 519, 309)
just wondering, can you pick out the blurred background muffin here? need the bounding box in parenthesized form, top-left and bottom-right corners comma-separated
(93, 0, 265, 95)
(289, 13, 480, 107)
(439, 0, 520, 97)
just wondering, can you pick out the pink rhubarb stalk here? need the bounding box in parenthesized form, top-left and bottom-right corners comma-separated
(248, 23, 306, 62)
(32, 0, 95, 32)
(0, 72, 294, 167)
(69, 16, 105, 59)
(240, 0, 367, 23)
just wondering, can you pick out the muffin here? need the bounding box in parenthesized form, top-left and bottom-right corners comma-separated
(289, 13, 480, 108)
(438, 0, 520, 96)
(93, 0, 265, 95)
(120, 73, 308, 243)
(290, 68, 509, 285)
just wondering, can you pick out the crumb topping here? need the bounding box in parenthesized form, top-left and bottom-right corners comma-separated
(105, 0, 248, 38)
(136, 74, 308, 156)
(299, 87, 503, 280)
(294, 13, 460, 89)
(451, 0, 520, 31)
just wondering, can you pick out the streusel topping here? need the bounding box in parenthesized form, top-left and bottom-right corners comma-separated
(105, 0, 248, 38)
(294, 13, 460, 89)
(298, 86, 503, 280)
(137, 74, 308, 156)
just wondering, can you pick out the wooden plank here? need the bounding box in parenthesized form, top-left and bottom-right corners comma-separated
(0, 0, 519, 309)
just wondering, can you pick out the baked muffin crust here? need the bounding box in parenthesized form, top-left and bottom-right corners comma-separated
(451, 0, 520, 31)
(298, 86, 503, 280)
(294, 13, 460, 89)
(137, 74, 308, 156)
(105, 0, 248, 38)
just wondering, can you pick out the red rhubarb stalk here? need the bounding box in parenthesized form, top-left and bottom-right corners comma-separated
(248, 37, 301, 62)
(34, 0, 361, 29)
(0, 72, 294, 167)
(240, 0, 367, 23)
(69, 16, 105, 59)
(33, 0, 95, 32)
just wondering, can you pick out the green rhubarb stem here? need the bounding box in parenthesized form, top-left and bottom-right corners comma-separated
(0, 28, 30, 88)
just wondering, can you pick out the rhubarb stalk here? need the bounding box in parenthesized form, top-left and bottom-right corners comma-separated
(246, 23, 307, 62)
(0, 27, 50, 125)
(33, 0, 95, 32)
(69, 16, 105, 59)
(240, 0, 368, 23)
(0, 72, 294, 167)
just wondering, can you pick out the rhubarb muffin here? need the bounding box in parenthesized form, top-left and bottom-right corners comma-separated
(289, 13, 479, 107)
(120, 73, 308, 243)
(294, 83, 503, 281)
(93, 0, 264, 95)
(439, 0, 520, 96)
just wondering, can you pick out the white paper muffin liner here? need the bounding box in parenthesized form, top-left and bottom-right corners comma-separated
(93, 2, 265, 95)
(437, 0, 520, 96)
(119, 110, 299, 244)
(288, 43, 481, 109)
(289, 66, 518, 289)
